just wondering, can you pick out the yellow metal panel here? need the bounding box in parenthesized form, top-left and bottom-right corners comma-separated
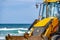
(52, 18, 58, 28)
(43, 24, 53, 37)
(44, 0, 57, 2)
(43, 18, 58, 38)
(34, 17, 52, 27)
(29, 28, 34, 36)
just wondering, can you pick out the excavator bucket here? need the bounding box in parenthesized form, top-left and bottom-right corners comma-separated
(6, 35, 43, 40)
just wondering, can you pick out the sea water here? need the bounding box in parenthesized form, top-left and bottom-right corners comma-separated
(0, 24, 31, 40)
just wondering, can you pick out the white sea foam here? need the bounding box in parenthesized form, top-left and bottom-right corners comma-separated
(18, 30, 31, 34)
(0, 36, 5, 39)
(0, 28, 28, 30)
(9, 33, 24, 36)
(18, 31, 25, 33)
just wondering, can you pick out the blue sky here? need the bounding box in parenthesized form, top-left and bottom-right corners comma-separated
(0, 0, 43, 24)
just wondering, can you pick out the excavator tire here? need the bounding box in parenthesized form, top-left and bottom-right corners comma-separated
(51, 35, 60, 40)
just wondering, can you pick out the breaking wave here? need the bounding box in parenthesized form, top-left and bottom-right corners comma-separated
(0, 28, 28, 30)
(0, 28, 29, 40)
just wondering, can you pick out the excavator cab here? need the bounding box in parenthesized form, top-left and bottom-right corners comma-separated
(37, 1, 60, 20)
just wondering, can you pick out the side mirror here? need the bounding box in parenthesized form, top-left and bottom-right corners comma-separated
(36, 3, 39, 8)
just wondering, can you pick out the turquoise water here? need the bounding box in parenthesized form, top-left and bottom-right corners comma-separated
(0, 24, 31, 28)
(0, 24, 31, 40)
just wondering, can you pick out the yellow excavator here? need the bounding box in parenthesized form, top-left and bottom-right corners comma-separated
(25, 0, 60, 40)
(6, 0, 60, 40)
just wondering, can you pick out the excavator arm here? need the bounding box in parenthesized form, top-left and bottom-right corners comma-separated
(43, 17, 59, 39)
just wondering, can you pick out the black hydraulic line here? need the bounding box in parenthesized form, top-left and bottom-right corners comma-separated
(58, 21, 60, 32)
(28, 3, 43, 30)
(28, 19, 39, 30)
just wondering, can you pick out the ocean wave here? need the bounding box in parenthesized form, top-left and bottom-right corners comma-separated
(0, 28, 28, 30)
